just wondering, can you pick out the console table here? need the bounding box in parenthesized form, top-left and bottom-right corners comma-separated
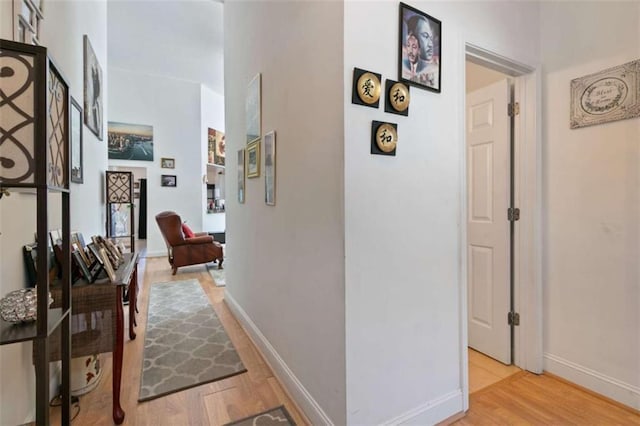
(49, 252, 139, 424)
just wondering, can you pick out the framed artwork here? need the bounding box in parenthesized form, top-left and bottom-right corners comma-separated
(371, 121, 398, 156)
(246, 139, 260, 178)
(385, 80, 410, 116)
(134, 181, 140, 189)
(246, 73, 261, 144)
(237, 149, 245, 203)
(108, 122, 154, 161)
(87, 243, 103, 265)
(208, 128, 226, 166)
(161, 157, 175, 168)
(264, 131, 276, 206)
(72, 250, 93, 283)
(70, 97, 83, 183)
(83, 35, 103, 139)
(351, 68, 382, 108)
(99, 247, 116, 281)
(161, 174, 177, 187)
(398, 3, 441, 93)
(570, 59, 640, 129)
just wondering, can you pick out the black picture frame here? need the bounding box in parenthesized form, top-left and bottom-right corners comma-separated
(87, 243, 103, 265)
(73, 249, 93, 283)
(398, 2, 442, 93)
(70, 97, 83, 183)
(161, 174, 177, 187)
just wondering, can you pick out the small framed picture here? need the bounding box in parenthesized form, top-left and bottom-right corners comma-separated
(246, 73, 261, 144)
(264, 131, 276, 205)
(161, 174, 177, 187)
(246, 140, 260, 178)
(237, 149, 245, 203)
(161, 157, 175, 169)
(398, 2, 442, 93)
(134, 192, 140, 199)
(134, 181, 140, 189)
(70, 97, 84, 183)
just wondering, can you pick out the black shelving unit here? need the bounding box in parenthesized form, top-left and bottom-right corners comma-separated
(0, 39, 72, 425)
(106, 171, 135, 252)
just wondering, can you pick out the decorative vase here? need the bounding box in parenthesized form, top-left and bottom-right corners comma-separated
(71, 354, 103, 396)
(0, 288, 54, 323)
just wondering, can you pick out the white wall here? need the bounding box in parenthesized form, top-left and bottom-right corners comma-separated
(466, 61, 507, 93)
(201, 86, 226, 233)
(0, 1, 108, 424)
(108, 67, 204, 257)
(344, 1, 540, 424)
(540, 1, 640, 409)
(224, 1, 346, 424)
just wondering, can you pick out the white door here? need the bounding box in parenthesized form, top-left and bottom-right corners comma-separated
(467, 79, 511, 365)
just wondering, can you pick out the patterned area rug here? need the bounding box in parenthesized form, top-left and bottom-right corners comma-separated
(225, 406, 296, 426)
(139, 279, 246, 401)
(208, 263, 226, 287)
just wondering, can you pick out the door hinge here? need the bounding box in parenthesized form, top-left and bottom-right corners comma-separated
(508, 207, 520, 222)
(508, 102, 520, 117)
(508, 312, 520, 326)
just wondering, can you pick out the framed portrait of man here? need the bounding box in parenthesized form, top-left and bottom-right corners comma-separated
(398, 3, 442, 93)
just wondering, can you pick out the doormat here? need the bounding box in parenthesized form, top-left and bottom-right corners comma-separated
(225, 405, 296, 426)
(139, 279, 246, 401)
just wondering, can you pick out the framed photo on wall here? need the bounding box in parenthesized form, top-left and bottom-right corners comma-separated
(246, 140, 260, 178)
(246, 73, 261, 144)
(237, 149, 245, 203)
(161, 174, 177, 187)
(161, 157, 175, 168)
(70, 97, 83, 183)
(398, 3, 441, 93)
(83, 35, 103, 139)
(264, 131, 276, 205)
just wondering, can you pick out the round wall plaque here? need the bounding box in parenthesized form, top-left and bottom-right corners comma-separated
(375, 123, 397, 153)
(357, 72, 381, 105)
(389, 82, 410, 112)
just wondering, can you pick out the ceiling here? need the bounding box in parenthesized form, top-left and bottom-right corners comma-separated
(107, 0, 224, 94)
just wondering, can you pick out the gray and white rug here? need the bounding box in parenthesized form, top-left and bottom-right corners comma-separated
(225, 406, 296, 426)
(139, 279, 246, 401)
(208, 263, 226, 287)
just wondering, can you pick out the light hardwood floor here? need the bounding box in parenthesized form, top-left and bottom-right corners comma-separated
(454, 371, 640, 425)
(50, 256, 309, 425)
(468, 348, 520, 393)
(50, 257, 640, 425)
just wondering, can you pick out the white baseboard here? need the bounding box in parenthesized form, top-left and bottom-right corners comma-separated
(224, 291, 334, 425)
(381, 390, 463, 426)
(544, 352, 640, 410)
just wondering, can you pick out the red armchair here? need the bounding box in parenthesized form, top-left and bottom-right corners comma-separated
(155, 211, 223, 275)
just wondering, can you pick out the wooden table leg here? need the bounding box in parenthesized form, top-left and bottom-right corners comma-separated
(113, 286, 125, 425)
(129, 266, 137, 340)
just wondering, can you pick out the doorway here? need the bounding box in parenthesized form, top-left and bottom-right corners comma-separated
(465, 60, 520, 391)
(461, 44, 542, 403)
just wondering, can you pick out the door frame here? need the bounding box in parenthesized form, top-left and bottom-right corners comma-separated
(459, 43, 542, 411)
